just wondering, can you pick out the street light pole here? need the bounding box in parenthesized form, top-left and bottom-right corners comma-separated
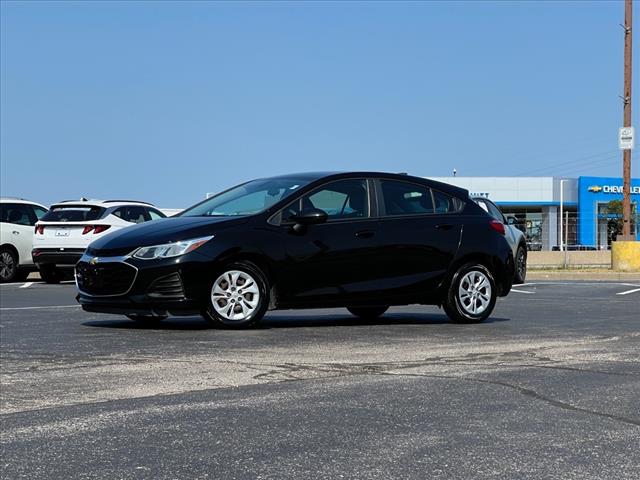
(559, 179, 567, 251)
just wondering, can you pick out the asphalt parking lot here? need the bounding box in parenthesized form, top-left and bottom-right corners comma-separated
(1, 280, 639, 480)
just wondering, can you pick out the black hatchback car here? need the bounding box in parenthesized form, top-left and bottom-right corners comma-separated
(76, 172, 514, 327)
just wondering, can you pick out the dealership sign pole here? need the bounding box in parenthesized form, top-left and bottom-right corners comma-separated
(620, 0, 634, 239)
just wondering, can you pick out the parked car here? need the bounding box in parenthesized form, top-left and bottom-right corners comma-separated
(471, 197, 528, 283)
(33, 199, 166, 283)
(76, 172, 514, 327)
(0, 198, 48, 282)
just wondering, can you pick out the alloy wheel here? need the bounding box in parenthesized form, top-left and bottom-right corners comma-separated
(0, 252, 17, 281)
(517, 249, 527, 280)
(458, 270, 492, 315)
(211, 270, 260, 321)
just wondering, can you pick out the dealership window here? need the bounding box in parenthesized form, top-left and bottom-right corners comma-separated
(596, 202, 638, 249)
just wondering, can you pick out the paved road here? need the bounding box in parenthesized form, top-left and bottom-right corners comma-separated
(1, 281, 639, 479)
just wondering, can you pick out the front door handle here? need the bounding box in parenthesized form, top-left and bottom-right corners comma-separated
(435, 224, 453, 231)
(12, 231, 20, 235)
(355, 230, 375, 239)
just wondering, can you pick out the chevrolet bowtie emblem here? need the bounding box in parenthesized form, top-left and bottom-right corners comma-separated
(587, 185, 602, 193)
(90, 257, 99, 265)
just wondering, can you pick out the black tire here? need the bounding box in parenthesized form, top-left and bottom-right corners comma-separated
(443, 263, 497, 324)
(126, 314, 168, 324)
(38, 265, 62, 284)
(347, 306, 389, 319)
(514, 245, 527, 284)
(0, 248, 19, 283)
(201, 261, 269, 329)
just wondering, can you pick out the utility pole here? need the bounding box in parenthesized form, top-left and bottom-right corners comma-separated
(621, 0, 634, 239)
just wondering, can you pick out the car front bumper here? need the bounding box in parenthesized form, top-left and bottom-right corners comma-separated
(75, 251, 212, 316)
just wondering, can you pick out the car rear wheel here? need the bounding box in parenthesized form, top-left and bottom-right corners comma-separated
(347, 306, 389, 319)
(126, 314, 168, 324)
(202, 261, 269, 329)
(0, 248, 19, 283)
(38, 265, 62, 284)
(443, 263, 497, 324)
(514, 245, 527, 284)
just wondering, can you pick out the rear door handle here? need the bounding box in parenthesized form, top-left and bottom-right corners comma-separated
(355, 230, 375, 239)
(435, 224, 453, 231)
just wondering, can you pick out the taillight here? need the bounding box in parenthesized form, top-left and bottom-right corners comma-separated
(34, 225, 45, 234)
(489, 219, 505, 235)
(94, 225, 111, 234)
(82, 225, 94, 235)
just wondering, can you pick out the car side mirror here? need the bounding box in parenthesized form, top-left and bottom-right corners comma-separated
(507, 216, 517, 226)
(290, 208, 328, 226)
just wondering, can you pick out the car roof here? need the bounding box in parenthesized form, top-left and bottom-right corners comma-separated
(253, 171, 468, 196)
(299, 171, 470, 198)
(0, 197, 47, 209)
(51, 199, 157, 208)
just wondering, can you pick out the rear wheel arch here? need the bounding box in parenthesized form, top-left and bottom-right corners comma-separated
(441, 253, 501, 299)
(0, 244, 20, 263)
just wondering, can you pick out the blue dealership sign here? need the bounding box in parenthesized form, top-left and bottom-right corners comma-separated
(578, 176, 640, 247)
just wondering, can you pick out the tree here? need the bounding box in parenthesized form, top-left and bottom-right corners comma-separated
(602, 200, 638, 244)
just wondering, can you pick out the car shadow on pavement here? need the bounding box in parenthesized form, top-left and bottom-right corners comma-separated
(262, 313, 510, 329)
(82, 313, 510, 330)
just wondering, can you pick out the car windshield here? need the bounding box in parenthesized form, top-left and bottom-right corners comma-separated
(41, 205, 106, 222)
(180, 177, 311, 217)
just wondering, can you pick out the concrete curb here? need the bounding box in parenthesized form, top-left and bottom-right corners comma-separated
(527, 270, 640, 281)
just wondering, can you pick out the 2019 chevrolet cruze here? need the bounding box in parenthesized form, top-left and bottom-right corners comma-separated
(76, 172, 514, 327)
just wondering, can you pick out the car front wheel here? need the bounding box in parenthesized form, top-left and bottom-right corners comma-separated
(443, 263, 497, 324)
(202, 261, 269, 329)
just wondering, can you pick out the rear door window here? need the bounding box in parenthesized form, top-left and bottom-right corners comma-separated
(112, 206, 149, 224)
(0, 203, 36, 225)
(41, 206, 106, 222)
(432, 190, 461, 214)
(147, 208, 166, 220)
(379, 180, 434, 216)
(32, 206, 48, 220)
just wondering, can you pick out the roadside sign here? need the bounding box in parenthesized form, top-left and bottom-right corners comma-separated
(619, 126, 634, 150)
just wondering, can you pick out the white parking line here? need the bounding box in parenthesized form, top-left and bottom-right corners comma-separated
(0, 305, 80, 311)
(510, 289, 535, 294)
(19, 282, 34, 289)
(513, 283, 536, 287)
(616, 288, 640, 296)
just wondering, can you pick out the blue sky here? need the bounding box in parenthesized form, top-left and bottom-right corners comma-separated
(1, 1, 638, 208)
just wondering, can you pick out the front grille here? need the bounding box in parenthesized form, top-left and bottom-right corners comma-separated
(147, 273, 185, 299)
(76, 261, 137, 296)
(86, 246, 135, 257)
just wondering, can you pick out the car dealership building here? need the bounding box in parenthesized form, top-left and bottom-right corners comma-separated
(428, 175, 640, 251)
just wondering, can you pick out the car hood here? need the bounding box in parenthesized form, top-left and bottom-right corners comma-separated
(88, 216, 249, 253)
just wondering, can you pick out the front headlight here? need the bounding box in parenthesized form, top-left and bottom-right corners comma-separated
(132, 235, 214, 260)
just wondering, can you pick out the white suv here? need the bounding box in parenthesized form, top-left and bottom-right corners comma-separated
(33, 199, 165, 283)
(0, 198, 48, 282)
